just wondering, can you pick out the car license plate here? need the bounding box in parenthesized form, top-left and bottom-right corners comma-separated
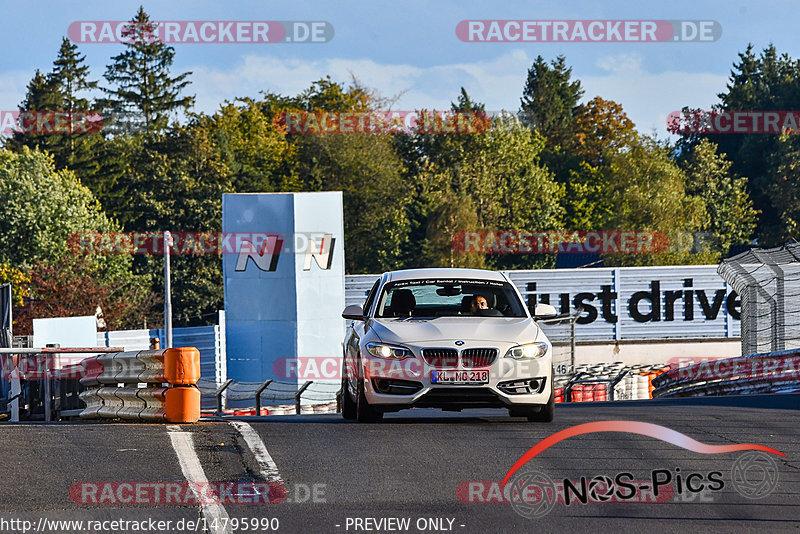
(431, 369, 489, 384)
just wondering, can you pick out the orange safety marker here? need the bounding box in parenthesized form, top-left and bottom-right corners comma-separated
(164, 347, 201, 385)
(165, 386, 201, 423)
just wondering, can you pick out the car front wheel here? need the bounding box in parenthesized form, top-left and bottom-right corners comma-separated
(528, 393, 555, 422)
(508, 393, 555, 423)
(341, 377, 357, 420)
(356, 378, 383, 423)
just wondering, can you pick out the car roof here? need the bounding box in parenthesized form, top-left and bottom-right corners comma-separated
(383, 268, 507, 283)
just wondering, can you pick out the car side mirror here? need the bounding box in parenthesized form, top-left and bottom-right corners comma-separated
(533, 303, 558, 318)
(342, 304, 366, 321)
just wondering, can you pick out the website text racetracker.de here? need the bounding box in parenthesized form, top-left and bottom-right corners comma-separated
(662, 354, 800, 384)
(275, 356, 546, 381)
(68, 20, 333, 44)
(453, 230, 670, 255)
(67, 231, 331, 255)
(0, 517, 279, 534)
(668, 110, 800, 134)
(0, 111, 102, 134)
(456, 478, 675, 505)
(456, 20, 721, 42)
(279, 110, 491, 134)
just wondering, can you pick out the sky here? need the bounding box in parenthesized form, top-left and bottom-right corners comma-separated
(0, 0, 798, 137)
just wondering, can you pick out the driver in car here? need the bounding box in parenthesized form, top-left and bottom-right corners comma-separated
(470, 295, 489, 313)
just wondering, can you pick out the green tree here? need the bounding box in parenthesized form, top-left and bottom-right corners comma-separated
(294, 131, 411, 273)
(52, 37, 98, 112)
(519, 55, 584, 147)
(680, 139, 757, 254)
(5, 38, 105, 192)
(101, 6, 194, 133)
(763, 133, 800, 244)
(114, 125, 233, 323)
(0, 147, 112, 267)
(411, 113, 563, 270)
(4, 70, 63, 157)
(193, 98, 295, 193)
(296, 75, 373, 111)
(422, 188, 485, 269)
(681, 44, 800, 244)
(49, 37, 103, 174)
(267, 77, 411, 274)
(560, 97, 638, 229)
(0, 147, 153, 331)
(600, 138, 710, 266)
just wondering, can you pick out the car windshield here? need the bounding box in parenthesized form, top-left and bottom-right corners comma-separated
(375, 278, 527, 318)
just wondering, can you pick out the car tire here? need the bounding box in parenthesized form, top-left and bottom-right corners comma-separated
(356, 378, 383, 423)
(341, 378, 357, 420)
(527, 393, 555, 423)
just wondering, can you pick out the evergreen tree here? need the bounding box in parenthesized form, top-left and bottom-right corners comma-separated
(5, 39, 103, 175)
(519, 55, 584, 147)
(51, 37, 98, 140)
(49, 37, 103, 174)
(680, 44, 800, 244)
(4, 70, 63, 157)
(101, 6, 194, 133)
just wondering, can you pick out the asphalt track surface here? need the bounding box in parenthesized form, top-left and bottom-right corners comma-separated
(0, 394, 798, 533)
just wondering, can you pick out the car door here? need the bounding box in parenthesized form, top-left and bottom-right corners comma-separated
(344, 279, 380, 394)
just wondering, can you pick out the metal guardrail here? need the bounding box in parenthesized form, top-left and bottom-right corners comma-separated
(651, 348, 800, 398)
(79, 347, 202, 422)
(204, 378, 336, 416)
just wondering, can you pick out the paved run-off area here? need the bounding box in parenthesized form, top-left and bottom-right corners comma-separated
(0, 394, 797, 533)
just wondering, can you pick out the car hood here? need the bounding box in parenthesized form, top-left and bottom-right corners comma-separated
(369, 317, 544, 344)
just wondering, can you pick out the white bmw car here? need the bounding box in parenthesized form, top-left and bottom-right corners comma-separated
(339, 268, 557, 422)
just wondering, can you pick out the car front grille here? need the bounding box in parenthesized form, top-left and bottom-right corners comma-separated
(422, 348, 497, 369)
(460, 348, 498, 368)
(415, 388, 506, 408)
(422, 348, 459, 369)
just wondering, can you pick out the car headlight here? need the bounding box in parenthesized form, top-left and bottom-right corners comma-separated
(366, 342, 414, 360)
(504, 342, 549, 360)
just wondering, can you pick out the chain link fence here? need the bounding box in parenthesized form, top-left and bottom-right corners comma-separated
(718, 241, 800, 355)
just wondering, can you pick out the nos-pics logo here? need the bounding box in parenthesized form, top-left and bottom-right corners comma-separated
(235, 233, 335, 272)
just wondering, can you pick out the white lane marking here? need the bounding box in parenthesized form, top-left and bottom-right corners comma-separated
(166, 425, 182, 432)
(167, 427, 231, 534)
(229, 421, 284, 483)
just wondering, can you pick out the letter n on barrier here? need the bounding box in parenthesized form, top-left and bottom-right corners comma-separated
(303, 233, 335, 271)
(235, 238, 282, 272)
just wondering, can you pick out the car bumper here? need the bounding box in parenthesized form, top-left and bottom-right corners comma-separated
(360, 349, 553, 410)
